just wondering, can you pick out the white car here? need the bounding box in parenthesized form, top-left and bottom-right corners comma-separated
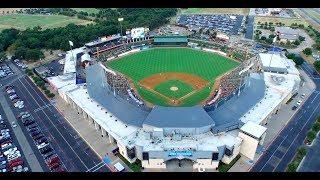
(297, 100, 302, 106)
(301, 93, 306, 99)
(9, 94, 18, 100)
(1, 143, 12, 150)
(7, 153, 21, 162)
(3, 147, 17, 155)
(37, 142, 49, 150)
(11, 122, 17, 128)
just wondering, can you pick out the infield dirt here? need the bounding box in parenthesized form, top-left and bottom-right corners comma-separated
(139, 72, 208, 90)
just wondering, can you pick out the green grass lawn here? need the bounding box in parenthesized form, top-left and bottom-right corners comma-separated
(107, 48, 239, 106)
(71, 8, 100, 15)
(0, 14, 93, 32)
(154, 80, 194, 99)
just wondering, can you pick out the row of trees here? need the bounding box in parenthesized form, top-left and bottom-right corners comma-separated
(0, 8, 178, 61)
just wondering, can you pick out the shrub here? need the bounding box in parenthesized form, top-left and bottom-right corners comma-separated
(312, 122, 320, 132)
(297, 147, 307, 157)
(307, 130, 316, 142)
(287, 161, 299, 172)
(41, 85, 47, 91)
(47, 93, 55, 98)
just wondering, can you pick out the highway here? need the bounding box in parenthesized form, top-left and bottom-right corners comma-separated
(251, 62, 320, 172)
(2, 60, 110, 172)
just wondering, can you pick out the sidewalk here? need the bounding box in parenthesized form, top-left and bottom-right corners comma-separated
(53, 94, 132, 171)
(229, 69, 316, 172)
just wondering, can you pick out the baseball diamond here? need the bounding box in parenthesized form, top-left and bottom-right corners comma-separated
(106, 47, 239, 106)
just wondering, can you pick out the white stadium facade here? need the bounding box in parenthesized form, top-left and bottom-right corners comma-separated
(47, 36, 301, 171)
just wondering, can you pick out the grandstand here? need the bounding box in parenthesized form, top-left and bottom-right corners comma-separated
(153, 35, 188, 46)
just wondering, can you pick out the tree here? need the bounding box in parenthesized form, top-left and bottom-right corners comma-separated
(303, 48, 312, 56)
(269, 34, 276, 39)
(286, 53, 296, 60)
(293, 56, 304, 66)
(298, 36, 305, 41)
(314, 61, 320, 72)
(293, 40, 301, 46)
(0, 52, 6, 62)
(265, 38, 273, 44)
(260, 36, 267, 41)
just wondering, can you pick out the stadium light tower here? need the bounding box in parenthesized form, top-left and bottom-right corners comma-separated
(118, 17, 124, 36)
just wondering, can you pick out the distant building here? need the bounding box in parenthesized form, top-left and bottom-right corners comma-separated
(275, 27, 299, 43)
(216, 33, 229, 42)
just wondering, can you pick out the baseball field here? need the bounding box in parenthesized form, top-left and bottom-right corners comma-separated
(106, 47, 239, 107)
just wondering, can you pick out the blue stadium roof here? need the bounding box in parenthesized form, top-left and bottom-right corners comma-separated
(144, 106, 215, 128)
(86, 64, 150, 127)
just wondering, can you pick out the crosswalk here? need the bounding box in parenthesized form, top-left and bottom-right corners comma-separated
(86, 161, 105, 172)
(34, 104, 53, 113)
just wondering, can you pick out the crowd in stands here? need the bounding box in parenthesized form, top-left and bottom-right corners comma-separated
(104, 69, 149, 109)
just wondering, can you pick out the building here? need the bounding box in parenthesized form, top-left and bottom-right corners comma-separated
(153, 35, 188, 46)
(216, 33, 230, 42)
(47, 44, 301, 171)
(275, 27, 299, 42)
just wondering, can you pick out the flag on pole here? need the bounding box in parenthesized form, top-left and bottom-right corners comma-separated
(118, 17, 124, 22)
(68, 41, 74, 47)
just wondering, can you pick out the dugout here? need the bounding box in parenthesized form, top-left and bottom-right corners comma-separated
(153, 35, 188, 46)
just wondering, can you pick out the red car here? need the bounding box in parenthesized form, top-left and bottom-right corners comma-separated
(45, 155, 60, 165)
(9, 160, 23, 170)
(48, 162, 60, 170)
(1, 140, 12, 146)
(8, 157, 23, 165)
(52, 166, 66, 172)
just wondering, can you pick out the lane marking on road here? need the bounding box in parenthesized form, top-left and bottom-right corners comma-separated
(86, 161, 105, 172)
(310, 93, 319, 104)
(273, 99, 320, 171)
(34, 104, 53, 113)
(18, 77, 89, 171)
(260, 134, 289, 171)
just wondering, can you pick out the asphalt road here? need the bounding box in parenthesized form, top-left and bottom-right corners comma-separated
(298, 9, 320, 27)
(251, 62, 320, 172)
(245, 15, 254, 40)
(3, 60, 110, 172)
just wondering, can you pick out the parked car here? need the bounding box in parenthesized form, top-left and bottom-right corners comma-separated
(43, 151, 55, 160)
(11, 122, 17, 128)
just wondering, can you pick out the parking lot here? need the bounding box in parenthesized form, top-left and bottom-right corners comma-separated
(0, 106, 30, 172)
(0, 60, 110, 172)
(177, 14, 244, 35)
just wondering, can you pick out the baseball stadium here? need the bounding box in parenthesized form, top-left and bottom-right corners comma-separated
(48, 32, 301, 171)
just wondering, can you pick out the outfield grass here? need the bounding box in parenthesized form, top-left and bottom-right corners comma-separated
(107, 48, 239, 106)
(0, 14, 93, 31)
(154, 80, 194, 99)
(71, 8, 100, 14)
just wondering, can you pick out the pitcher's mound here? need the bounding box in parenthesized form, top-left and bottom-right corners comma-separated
(170, 86, 179, 91)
